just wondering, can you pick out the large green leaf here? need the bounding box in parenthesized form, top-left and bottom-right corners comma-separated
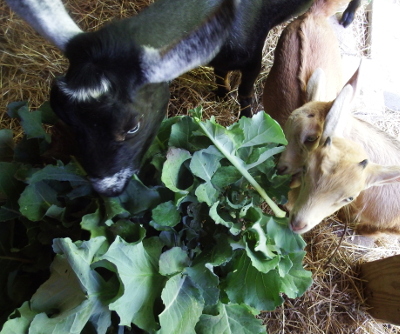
(157, 275, 204, 334)
(195, 303, 265, 334)
(28, 164, 88, 184)
(1, 237, 112, 334)
(224, 250, 284, 311)
(159, 247, 190, 276)
(152, 200, 181, 228)
(162, 148, 192, 194)
(190, 146, 222, 206)
(225, 249, 311, 311)
(17, 106, 51, 142)
(101, 236, 165, 332)
(238, 111, 287, 147)
(267, 217, 307, 253)
(18, 181, 61, 221)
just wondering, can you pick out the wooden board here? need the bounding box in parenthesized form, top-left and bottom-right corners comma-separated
(359, 254, 400, 325)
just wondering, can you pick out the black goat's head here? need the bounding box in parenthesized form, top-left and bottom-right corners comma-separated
(51, 75, 168, 197)
(48, 0, 237, 196)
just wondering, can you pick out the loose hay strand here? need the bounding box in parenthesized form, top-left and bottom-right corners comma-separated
(1, 0, 400, 333)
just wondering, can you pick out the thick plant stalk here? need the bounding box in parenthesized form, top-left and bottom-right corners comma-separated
(196, 120, 286, 218)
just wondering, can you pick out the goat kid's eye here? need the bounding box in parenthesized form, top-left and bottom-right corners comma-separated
(344, 196, 354, 203)
(127, 122, 140, 135)
(304, 135, 319, 143)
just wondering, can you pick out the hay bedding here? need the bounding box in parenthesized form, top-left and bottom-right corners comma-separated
(1, 0, 400, 333)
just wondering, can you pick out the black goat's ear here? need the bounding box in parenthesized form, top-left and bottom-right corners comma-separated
(359, 159, 368, 169)
(5, 0, 82, 51)
(323, 137, 332, 147)
(141, 0, 236, 83)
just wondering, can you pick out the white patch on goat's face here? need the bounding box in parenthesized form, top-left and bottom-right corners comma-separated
(89, 167, 134, 196)
(59, 77, 111, 102)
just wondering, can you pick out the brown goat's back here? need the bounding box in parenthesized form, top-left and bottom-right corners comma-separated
(263, 0, 350, 126)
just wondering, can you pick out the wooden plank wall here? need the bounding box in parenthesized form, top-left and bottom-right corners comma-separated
(360, 254, 400, 325)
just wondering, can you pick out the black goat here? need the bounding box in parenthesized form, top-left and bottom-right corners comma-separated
(6, 0, 238, 196)
(210, 0, 362, 117)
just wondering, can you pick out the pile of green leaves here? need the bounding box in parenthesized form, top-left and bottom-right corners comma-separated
(0, 102, 312, 334)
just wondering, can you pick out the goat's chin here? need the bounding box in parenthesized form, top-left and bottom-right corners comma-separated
(289, 172, 302, 188)
(290, 223, 315, 234)
(89, 167, 134, 197)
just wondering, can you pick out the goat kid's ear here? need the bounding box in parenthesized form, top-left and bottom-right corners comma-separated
(321, 84, 353, 141)
(306, 68, 327, 102)
(345, 58, 363, 99)
(5, 0, 82, 51)
(365, 164, 400, 189)
(141, 0, 236, 84)
(323, 137, 332, 147)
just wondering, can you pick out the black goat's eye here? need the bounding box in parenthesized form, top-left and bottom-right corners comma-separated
(127, 122, 140, 134)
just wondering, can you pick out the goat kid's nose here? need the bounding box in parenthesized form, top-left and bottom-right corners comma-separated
(290, 219, 307, 233)
(277, 165, 288, 175)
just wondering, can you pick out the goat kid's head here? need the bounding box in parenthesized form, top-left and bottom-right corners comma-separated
(49, 0, 237, 197)
(289, 137, 400, 234)
(278, 100, 330, 186)
(278, 66, 360, 185)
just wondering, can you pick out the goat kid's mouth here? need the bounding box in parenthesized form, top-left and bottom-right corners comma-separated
(289, 171, 302, 188)
(289, 220, 310, 234)
(89, 167, 136, 197)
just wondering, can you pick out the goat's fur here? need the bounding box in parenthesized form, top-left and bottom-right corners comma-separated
(5, 0, 238, 196)
(286, 69, 400, 236)
(209, 0, 315, 117)
(290, 136, 400, 235)
(5, 0, 82, 50)
(262, 0, 355, 126)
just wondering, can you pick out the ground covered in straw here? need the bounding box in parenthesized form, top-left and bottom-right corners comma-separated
(1, 0, 400, 333)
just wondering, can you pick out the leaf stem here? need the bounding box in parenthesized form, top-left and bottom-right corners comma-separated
(196, 120, 286, 218)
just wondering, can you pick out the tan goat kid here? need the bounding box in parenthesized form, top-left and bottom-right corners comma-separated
(263, 0, 352, 126)
(283, 69, 400, 235)
(290, 136, 400, 235)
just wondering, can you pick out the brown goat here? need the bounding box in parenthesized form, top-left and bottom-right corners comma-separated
(284, 68, 400, 236)
(263, 0, 351, 126)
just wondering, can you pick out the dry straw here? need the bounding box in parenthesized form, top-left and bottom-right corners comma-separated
(1, 1, 399, 333)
